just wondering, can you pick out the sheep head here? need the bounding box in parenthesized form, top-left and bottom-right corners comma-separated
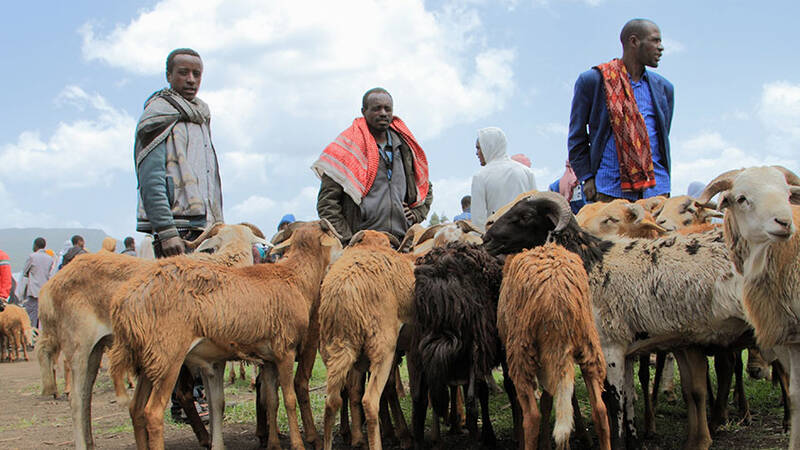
(635, 196, 667, 216)
(577, 199, 666, 238)
(699, 166, 800, 245)
(654, 195, 722, 231)
(276, 220, 343, 264)
(348, 230, 397, 249)
(194, 223, 271, 264)
(483, 191, 574, 255)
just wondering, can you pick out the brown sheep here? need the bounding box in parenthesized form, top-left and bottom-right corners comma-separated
(320, 230, 415, 450)
(108, 220, 341, 450)
(498, 243, 610, 450)
(0, 304, 32, 362)
(36, 223, 267, 450)
(576, 199, 665, 239)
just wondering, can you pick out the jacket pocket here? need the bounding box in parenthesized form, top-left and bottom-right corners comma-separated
(166, 176, 175, 207)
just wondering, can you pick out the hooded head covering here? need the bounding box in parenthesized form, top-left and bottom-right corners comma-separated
(101, 237, 117, 252)
(477, 127, 508, 164)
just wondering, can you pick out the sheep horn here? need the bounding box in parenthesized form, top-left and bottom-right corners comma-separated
(384, 232, 401, 249)
(237, 222, 265, 239)
(529, 191, 574, 233)
(454, 219, 483, 237)
(184, 222, 225, 249)
(416, 224, 446, 246)
(696, 169, 743, 206)
(318, 218, 343, 240)
(772, 165, 800, 186)
(398, 227, 418, 253)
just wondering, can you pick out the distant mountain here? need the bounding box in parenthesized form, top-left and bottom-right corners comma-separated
(0, 228, 114, 272)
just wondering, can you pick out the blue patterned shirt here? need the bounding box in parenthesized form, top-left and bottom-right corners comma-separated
(595, 71, 670, 199)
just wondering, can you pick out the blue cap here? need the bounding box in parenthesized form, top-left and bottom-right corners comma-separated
(278, 213, 296, 230)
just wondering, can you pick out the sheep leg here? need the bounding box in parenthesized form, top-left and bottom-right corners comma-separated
(674, 348, 712, 450)
(227, 361, 236, 385)
(144, 363, 185, 450)
(36, 334, 60, 397)
(601, 346, 630, 449)
(130, 376, 153, 450)
(199, 363, 226, 450)
(239, 361, 247, 380)
(732, 351, 751, 424)
(379, 394, 394, 440)
(295, 321, 322, 450)
(411, 367, 429, 449)
(260, 363, 282, 450)
(11, 328, 21, 361)
(709, 350, 734, 432)
(517, 382, 542, 450)
(17, 327, 29, 361)
(175, 366, 211, 447)
(384, 360, 412, 448)
(348, 370, 367, 447)
(639, 353, 656, 438)
(255, 366, 268, 446)
(651, 351, 665, 407)
(477, 379, 496, 447)
(537, 390, 553, 450)
(501, 361, 523, 445)
(584, 372, 611, 450)
(340, 386, 352, 443)
(774, 361, 790, 432)
(364, 354, 395, 450)
(571, 392, 592, 449)
(64, 356, 73, 396)
(276, 352, 306, 450)
(70, 338, 106, 450)
(447, 385, 462, 433)
(789, 345, 800, 449)
(323, 357, 350, 450)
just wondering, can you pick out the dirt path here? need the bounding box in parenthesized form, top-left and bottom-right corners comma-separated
(0, 350, 790, 449)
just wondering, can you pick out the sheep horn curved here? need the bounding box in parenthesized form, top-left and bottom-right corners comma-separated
(696, 169, 743, 206)
(416, 224, 446, 247)
(522, 191, 574, 233)
(398, 228, 417, 253)
(384, 232, 401, 249)
(184, 222, 225, 250)
(454, 219, 483, 237)
(319, 218, 343, 240)
(772, 165, 800, 187)
(237, 222, 265, 239)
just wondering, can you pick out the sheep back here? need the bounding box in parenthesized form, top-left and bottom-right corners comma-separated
(412, 242, 503, 414)
(499, 243, 606, 392)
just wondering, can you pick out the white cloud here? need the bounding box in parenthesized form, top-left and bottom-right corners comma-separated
(0, 86, 135, 190)
(536, 122, 568, 137)
(758, 81, 800, 155)
(80, 0, 515, 141)
(671, 131, 798, 195)
(228, 186, 319, 235)
(662, 38, 685, 56)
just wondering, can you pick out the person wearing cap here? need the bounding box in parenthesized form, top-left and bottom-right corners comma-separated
(470, 127, 537, 230)
(278, 213, 296, 231)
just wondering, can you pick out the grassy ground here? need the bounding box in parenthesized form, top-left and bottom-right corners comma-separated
(217, 350, 788, 449)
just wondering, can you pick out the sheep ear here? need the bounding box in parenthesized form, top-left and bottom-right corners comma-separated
(625, 204, 644, 224)
(791, 187, 800, 205)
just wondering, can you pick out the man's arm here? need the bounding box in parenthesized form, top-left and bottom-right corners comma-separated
(137, 140, 184, 255)
(567, 72, 595, 183)
(317, 174, 353, 242)
(408, 182, 433, 224)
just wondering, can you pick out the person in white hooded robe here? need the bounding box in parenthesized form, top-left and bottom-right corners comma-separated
(470, 127, 537, 230)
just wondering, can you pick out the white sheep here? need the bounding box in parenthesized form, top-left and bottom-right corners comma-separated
(698, 165, 800, 448)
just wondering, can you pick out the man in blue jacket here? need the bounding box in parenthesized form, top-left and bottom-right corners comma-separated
(568, 18, 674, 202)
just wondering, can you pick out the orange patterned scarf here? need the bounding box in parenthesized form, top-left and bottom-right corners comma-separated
(312, 116, 429, 206)
(595, 59, 656, 192)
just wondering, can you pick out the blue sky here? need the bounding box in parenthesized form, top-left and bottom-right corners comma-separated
(1, 0, 798, 243)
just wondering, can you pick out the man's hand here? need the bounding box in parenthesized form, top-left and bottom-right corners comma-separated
(160, 235, 186, 256)
(583, 177, 597, 202)
(403, 203, 416, 224)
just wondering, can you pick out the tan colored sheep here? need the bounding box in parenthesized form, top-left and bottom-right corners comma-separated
(108, 220, 341, 450)
(36, 223, 267, 450)
(499, 243, 610, 450)
(0, 304, 32, 362)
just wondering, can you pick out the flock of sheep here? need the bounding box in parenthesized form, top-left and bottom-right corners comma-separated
(1, 164, 799, 450)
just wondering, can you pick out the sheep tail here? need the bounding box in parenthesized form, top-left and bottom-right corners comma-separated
(36, 330, 59, 397)
(419, 332, 461, 417)
(552, 371, 575, 448)
(108, 340, 135, 406)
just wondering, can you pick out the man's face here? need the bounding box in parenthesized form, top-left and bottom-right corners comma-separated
(168, 54, 203, 101)
(476, 139, 486, 166)
(635, 25, 664, 68)
(362, 93, 393, 132)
